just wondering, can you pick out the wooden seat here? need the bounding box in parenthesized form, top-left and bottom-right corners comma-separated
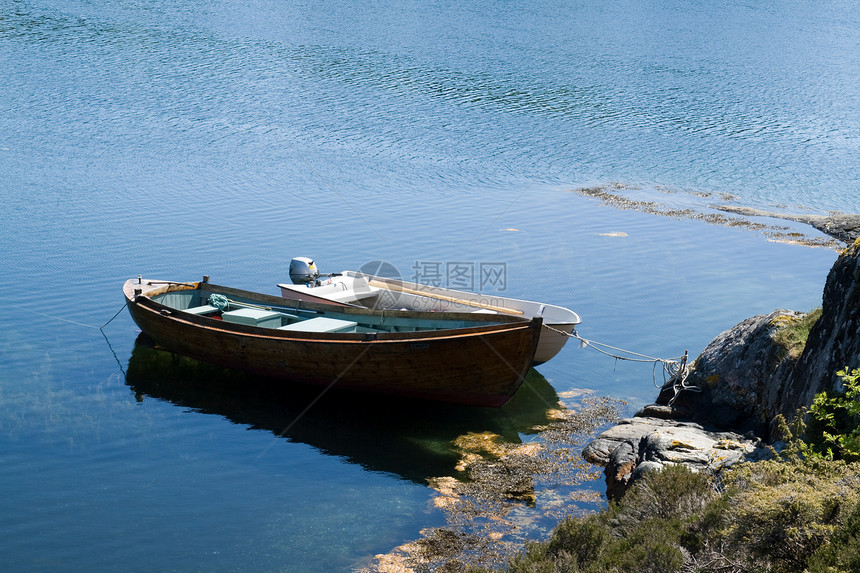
(222, 308, 282, 328)
(183, 305, 219, 316)
(277, 317, 358, 333)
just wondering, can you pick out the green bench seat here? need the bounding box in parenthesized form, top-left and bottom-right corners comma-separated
(222, 308, 283, 328)
(277, 317, 358, 333)
(183, 305, 219, 316)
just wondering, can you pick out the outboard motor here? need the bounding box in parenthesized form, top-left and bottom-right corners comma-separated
(289, 257, 320, 285)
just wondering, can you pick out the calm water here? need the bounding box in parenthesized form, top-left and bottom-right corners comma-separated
(1, 0, 857, 570)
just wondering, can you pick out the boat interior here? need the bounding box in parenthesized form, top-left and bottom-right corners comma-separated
(278, 257, 580, 325)
(151, 288, 515, 335)
(281, 273, 531, 315)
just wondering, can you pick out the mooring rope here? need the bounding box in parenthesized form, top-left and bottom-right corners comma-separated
(100, 303, 127, 331)
(9, 301, 133, 377)
(209, 293, 231, 311)
(5, 300, 128, 331)
(543, 323, 695, 394)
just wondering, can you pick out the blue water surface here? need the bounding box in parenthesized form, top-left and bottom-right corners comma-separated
(1, 0, 857, 570)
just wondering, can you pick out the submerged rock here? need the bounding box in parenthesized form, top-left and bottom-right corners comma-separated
(715, 205, 860, 244)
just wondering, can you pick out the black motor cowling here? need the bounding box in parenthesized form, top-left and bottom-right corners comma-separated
(289, 257, 320, 284)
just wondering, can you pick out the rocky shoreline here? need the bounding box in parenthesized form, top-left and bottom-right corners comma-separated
(584, 236, 860, 498)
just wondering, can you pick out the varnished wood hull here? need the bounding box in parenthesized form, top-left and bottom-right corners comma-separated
(123, 279, 541, 407)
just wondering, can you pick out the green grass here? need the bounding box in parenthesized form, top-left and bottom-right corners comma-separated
(771, 308, 823, 359)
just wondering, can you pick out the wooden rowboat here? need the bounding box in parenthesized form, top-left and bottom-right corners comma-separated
(123, 277, 542, 407)
(278, 264, 580, 365)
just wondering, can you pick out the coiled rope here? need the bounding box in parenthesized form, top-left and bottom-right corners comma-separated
(209, 293, 230, 311)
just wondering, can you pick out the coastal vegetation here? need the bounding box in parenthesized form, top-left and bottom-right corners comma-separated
(498, 459, 860, 573)
(488, 369, 860, 573)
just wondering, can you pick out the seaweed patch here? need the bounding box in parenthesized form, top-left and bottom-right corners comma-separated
(570, 183, 844, 249)
(362, 395, 624, 572)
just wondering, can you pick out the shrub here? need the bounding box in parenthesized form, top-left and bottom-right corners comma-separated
(807, 499, 860, 572)
(612, 464, 715, 525)
(506, 466, 710, 573)
(544, 514, 607, 569)
(805, 367, 860, 461)
(712, 457, 860, 572)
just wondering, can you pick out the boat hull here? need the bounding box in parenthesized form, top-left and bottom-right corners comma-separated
(124, 279, 541, 407)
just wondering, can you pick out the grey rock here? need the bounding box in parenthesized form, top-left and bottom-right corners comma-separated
(604, 438, 641, 501)
(581, 438, 620, 466)
(582, 418, 669, 466)
(638, 425, 753, 469)
(634, 404, 681, 419)
(631, 461, 665, 479)
(816, 214, 860, 244)
(583, 238, 860, 500)
(783, 240, 860, 417)
(660, 309, 804, 434)
(584, 416, 756, 500)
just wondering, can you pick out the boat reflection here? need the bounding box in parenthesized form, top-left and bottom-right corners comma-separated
(125, 334, 563, 484)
